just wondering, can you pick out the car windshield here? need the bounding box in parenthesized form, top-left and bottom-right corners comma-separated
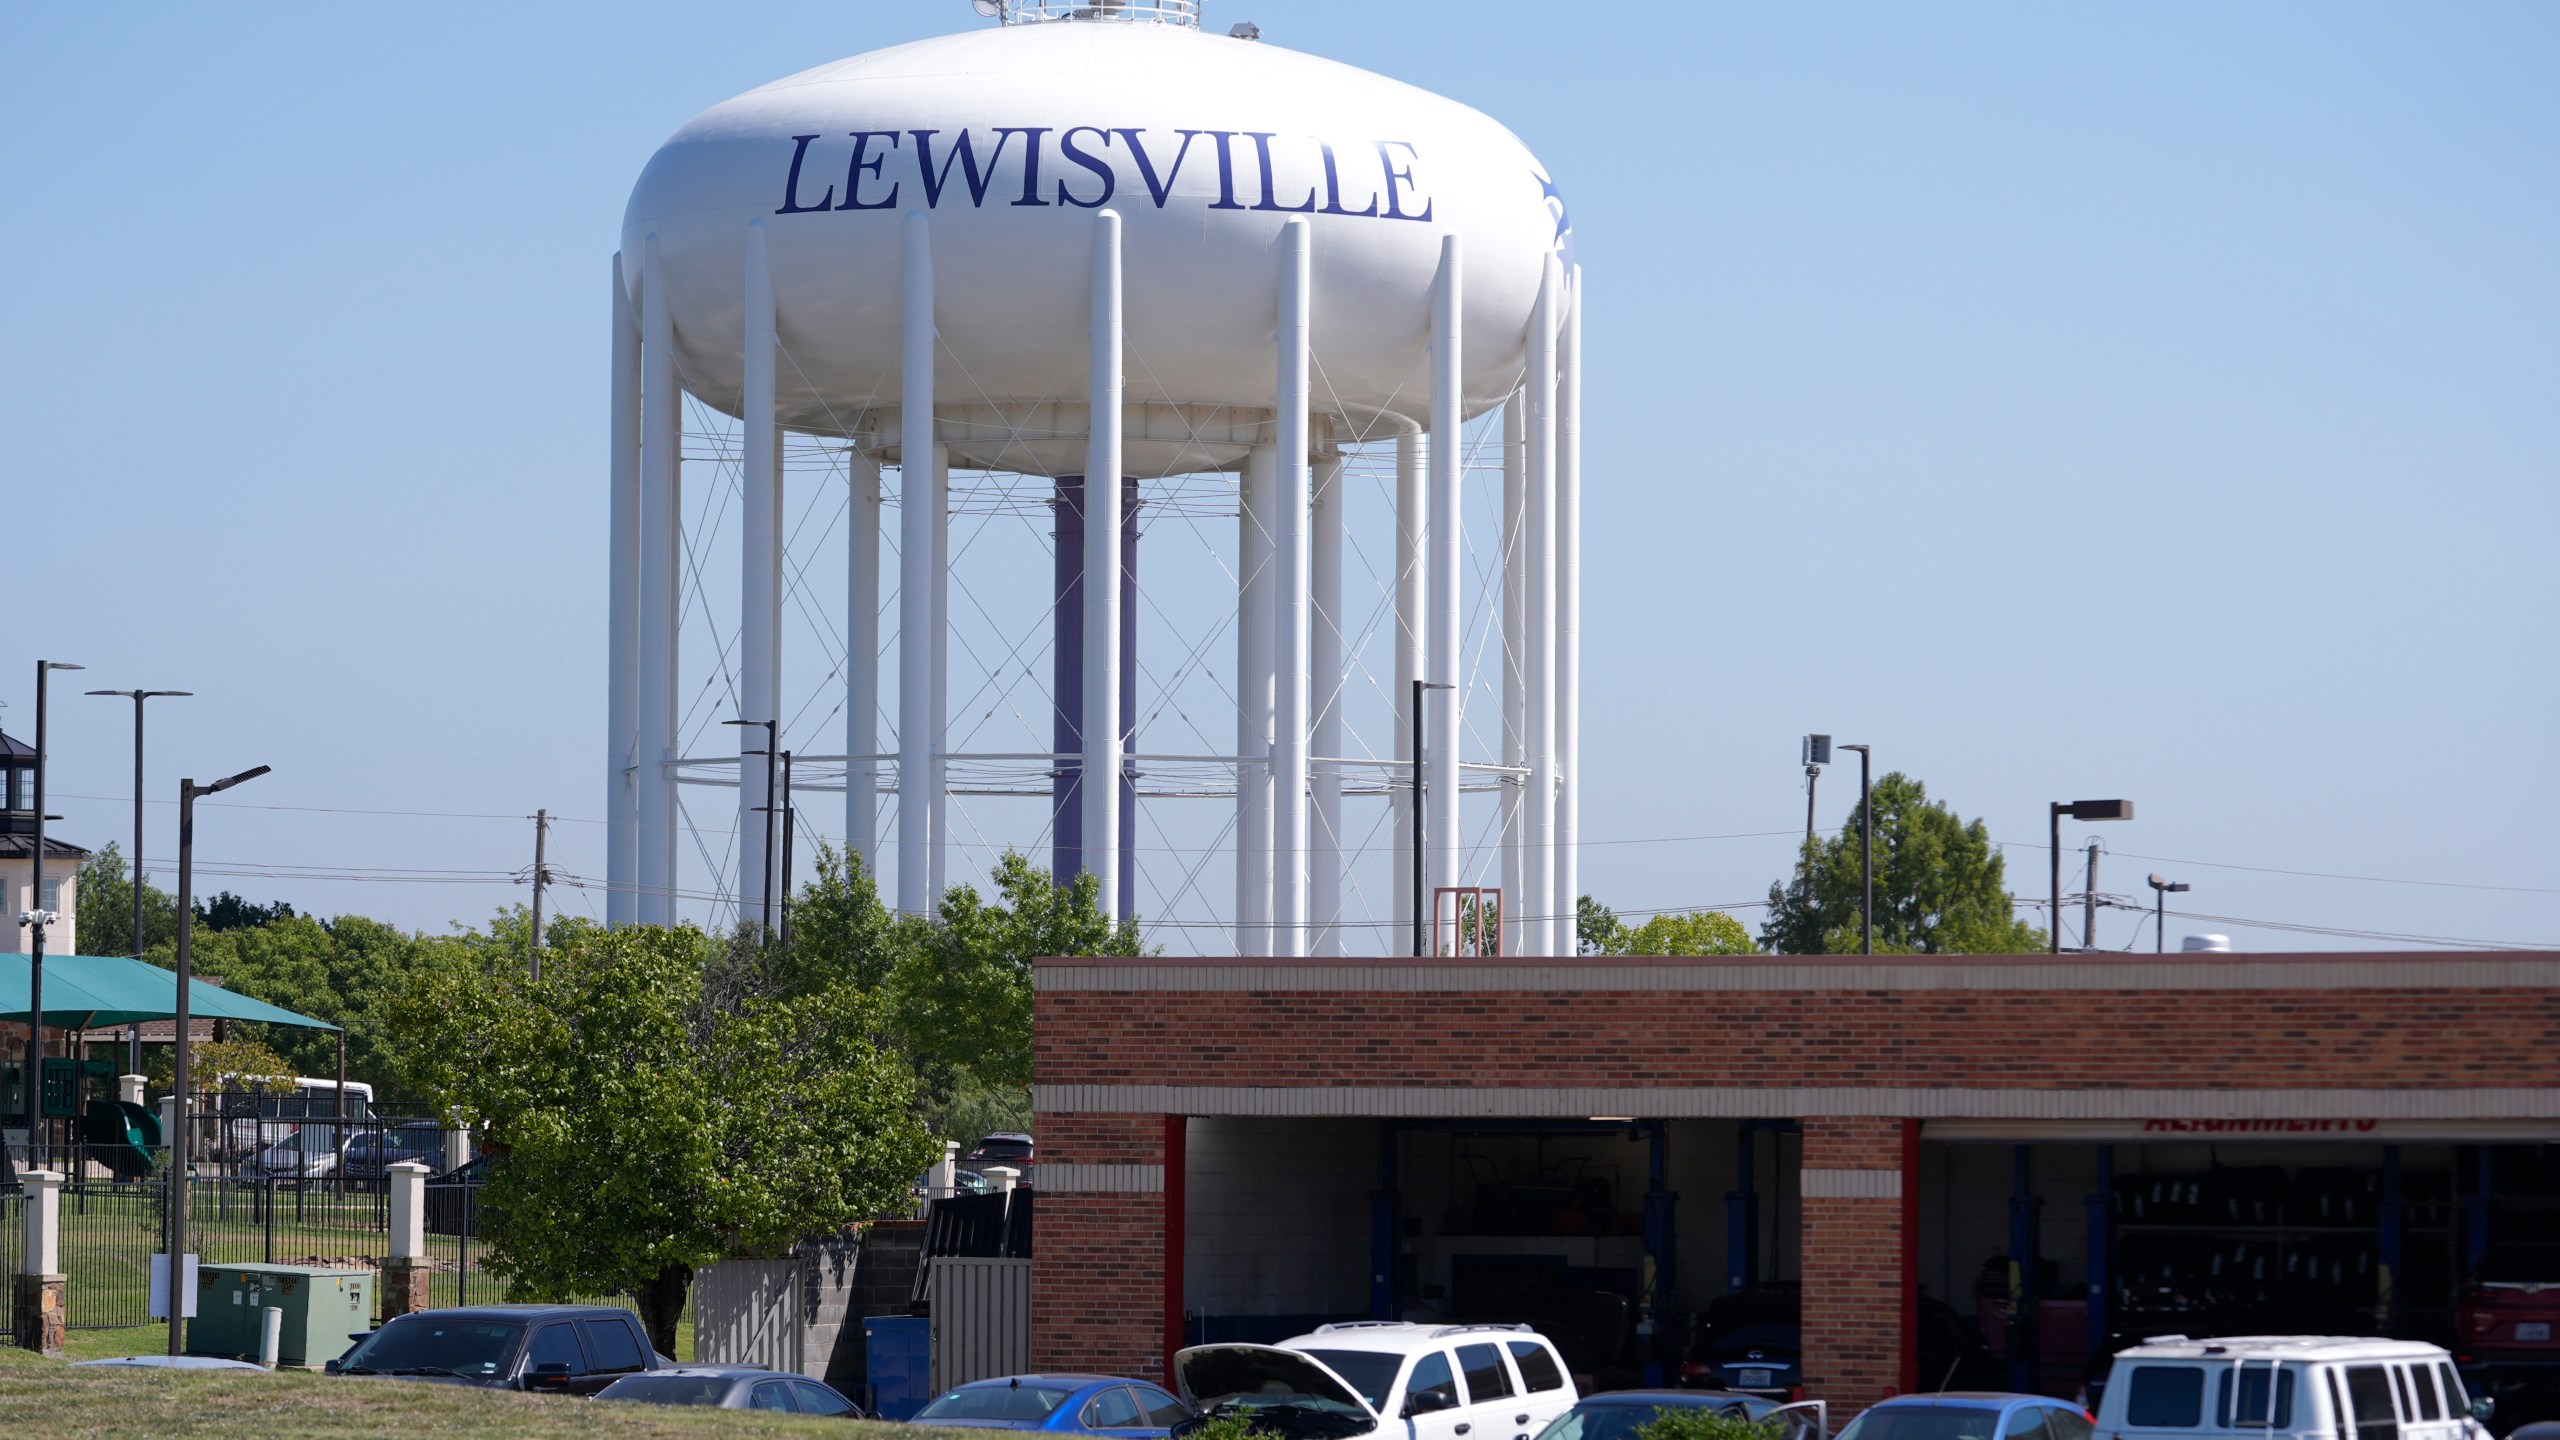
(1551, 1402, 1756, 1440)
(1838, 1408, 2003, 1440)
(602, 1374, 736, 1405)
(1299, 1351, 1400, 1412)
(342, 1317, 522, 1377)
(919, 1384, 1075, 1421)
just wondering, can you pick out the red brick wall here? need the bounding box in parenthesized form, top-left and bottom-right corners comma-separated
(1029, 1112, 1168, 1378)
(1801, 1118, 1908, 1410)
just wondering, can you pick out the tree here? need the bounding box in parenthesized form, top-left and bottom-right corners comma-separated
(194, 891, 297, 932)
(387, 923, 937, 1355)
(1759, 771, 2046, 954)
(1577, 897, 1756, 956)
(73, 843, 182, 957)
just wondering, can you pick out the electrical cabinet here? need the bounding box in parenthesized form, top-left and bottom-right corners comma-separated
(187, 1263, 372, 1369)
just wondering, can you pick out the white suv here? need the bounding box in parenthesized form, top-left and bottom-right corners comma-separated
(1177, 1322, 1579, 1440)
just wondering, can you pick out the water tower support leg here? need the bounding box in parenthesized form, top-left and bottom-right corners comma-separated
(847, 450, 882, 873)
(1118, 486, 1139, 924)
(1391, 430, 1423, 954)
(1236, 444, 1274, 954)
(1555, 266, 1583, 951)
(1500, 393, 1526, 955)
(896, 211, 936, 917)
(637, 233, 682, 928)
(1310, 450, 1345, 958)
(1083, 208, 1125, 922)
(930, 446, 950, 903)
(1053, 474, 1086, 888)
(1426, 236, 1464, 908)
(1271, 218, 1312, 960)
(606, 252, 641, 927)
(1524, 254, 1561, 955)
(739, 221, 780, 931)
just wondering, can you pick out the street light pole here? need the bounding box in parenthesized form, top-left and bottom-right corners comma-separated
(24, 659, 82, 1168)
(1839, 744, 1872, 955)
(1411, 679, 1451, 958)
(723, 718, 780, 936)
(168, 763, 269, 1357)
(2048, 799, 2135, 953)
(89, 689, 191, 1074)
(2147, 873, 2190, 954)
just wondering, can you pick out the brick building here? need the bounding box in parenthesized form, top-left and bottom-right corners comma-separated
(1030, 951, 2560, 1408)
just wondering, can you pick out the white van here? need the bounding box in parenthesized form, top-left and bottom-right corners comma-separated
(1177, 1322, 1580, 1440)
(2095, 1336, 2490, 1440)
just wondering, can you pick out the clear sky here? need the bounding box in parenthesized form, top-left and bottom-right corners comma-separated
(4, 2, 2553, 953)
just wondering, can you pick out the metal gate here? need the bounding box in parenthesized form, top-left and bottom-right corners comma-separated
(927, 1257, 1030, 1394)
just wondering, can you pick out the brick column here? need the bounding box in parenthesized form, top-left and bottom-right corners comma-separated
(1030, 1112, 1167, 1380)
(380, 1161, 431, 1316)
(14, 1169, 66, 1357)
(1800, 1117, 1910, 1409)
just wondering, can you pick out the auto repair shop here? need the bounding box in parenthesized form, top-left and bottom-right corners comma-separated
(1026, 949, 2560, 1409)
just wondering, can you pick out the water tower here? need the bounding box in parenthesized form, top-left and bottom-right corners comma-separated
(603, 0, 1582, 957)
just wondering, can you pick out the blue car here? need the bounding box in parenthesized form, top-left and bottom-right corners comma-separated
(913, 1374, 1197, 1437)
(1837, 1394, 2094, 1440)
(1535, 1390, 1826, 1440)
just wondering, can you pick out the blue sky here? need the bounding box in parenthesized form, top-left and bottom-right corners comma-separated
(4, 2, 2553, 952)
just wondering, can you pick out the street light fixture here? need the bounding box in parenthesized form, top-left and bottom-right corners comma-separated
(1411, 680, 1452, 958)
(2147, 873, 2191, 955)
(2048, 799, 2134, 953)
(1837, 744, 1873, 955)
(23, 659, 82, 1169)
(723, 718, 780, 936)
(168, 762, 268, 1357)
(87, 689, 191, 1073)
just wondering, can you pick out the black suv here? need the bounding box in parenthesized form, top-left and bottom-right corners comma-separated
(328, 1304, 660, 1396)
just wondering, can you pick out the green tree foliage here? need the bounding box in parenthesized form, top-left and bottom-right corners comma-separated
(1633, 1407, 1790, 1440)
(387, 923, 937, 1355)
(1577, 897, 1756, 956)
(195, 891, 297, 932)
(73, 843, 182, 957)
(141, 1035, 293, 1095)
(1759, 771, 2046, 955)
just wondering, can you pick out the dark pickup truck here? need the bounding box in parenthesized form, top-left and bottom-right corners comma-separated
(327, 1304, 661, 1396)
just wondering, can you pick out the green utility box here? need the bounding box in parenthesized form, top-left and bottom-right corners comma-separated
(186, 1264, 372, 1369)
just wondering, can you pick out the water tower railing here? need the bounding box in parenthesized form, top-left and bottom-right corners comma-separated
(998, 0, 1202, 26)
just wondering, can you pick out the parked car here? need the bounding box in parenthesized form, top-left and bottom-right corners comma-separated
(1838, 1394, 2089, 1440)
(343, 1122, 447, 1185)
(2098, 1335, 2487, 1440)
(1534, 1390, 1829, 1440)
(1681, 1284, 2003, 1398)
(914, 1374, 1194, 1435)
(968, 1133, 1036, 1164)
(237, 1134, 345, 1185)
(596, 1364, 863, 1416)
(2461, 1241, 2560, 1423)
(1176, 1321, 1579, 1440)
(327, 1304, 658, 1396)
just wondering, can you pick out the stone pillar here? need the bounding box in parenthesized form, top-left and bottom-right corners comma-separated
(1799, 1117, 1912, 1408)
(14, 1169, 65, 1356)
(1029, 1113, 1166, 1381)
(441, 1121, 470, 1175)
(380, 1161, 431, 1316)
(117, 1074, 145, 1107)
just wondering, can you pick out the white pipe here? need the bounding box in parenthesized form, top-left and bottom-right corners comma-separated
(739, 221, 779, 931)
(606, 252, 640, 927)
(1083, 209, 1124, 921)
(1555, 266, 1583, 953)
(930, 444, 950, 903)
(1390, 428, 1423, 954)
(1426, 235, 1464, 919)
(846, 448, 882, 873)
(1272, 218, 1312, 960)
(897, 211, 936, 916)
(1235, 443, 1274, 953)
(1524, 254, 1561, 954)
(1500, 392, 1526, 955)
(1310, 449, 1344, 958)
(637, 234, 681, 928)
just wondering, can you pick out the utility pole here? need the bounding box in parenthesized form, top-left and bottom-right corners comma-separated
(169, 763, 268, 1357)
(2083, 840, 2101, 953)
(1839, 743, 1872, 955)
(87, 688, 190, 1074)
(25, 658, 82, 1168)
(528, 809, 550, 980)
(1800, 735, 1830, 865)
(1411, 680, 1450, 957)
(778, 752, 794, 951)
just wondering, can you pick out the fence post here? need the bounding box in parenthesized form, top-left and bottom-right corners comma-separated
(383, 1161, 431, 1316)
(14, 1169, 65, 1356)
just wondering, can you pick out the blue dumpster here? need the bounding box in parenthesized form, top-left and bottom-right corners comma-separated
(864, 1314, 931, 1420)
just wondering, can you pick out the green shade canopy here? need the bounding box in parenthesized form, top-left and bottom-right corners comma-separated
(0, 953, 336, 1032)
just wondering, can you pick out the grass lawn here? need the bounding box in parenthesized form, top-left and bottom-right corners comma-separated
(0, 1344, 962, 1438)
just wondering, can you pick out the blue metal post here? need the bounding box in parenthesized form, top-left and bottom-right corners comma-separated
(1726, 1124, 1761, 1293)
(1643, 1121, 1677, 1385)
(2380, 1145, 2404, 1333)
(1370, 1123, 1400, 1319)
(1116, 489, 1140, 920)
(2086, 1145, 2114, 1376)
(2008, 1145, 2043, 1394)
(2468, 1145, 2493, 1272)
(1052, 474, 1086, 884)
